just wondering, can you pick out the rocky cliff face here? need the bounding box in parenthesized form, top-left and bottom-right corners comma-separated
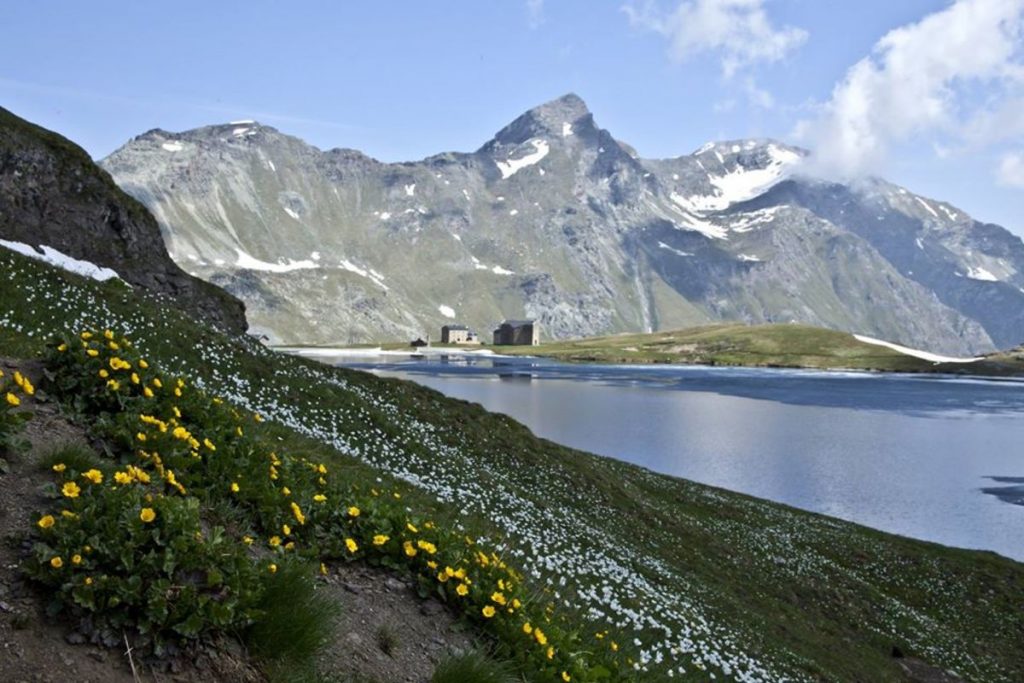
(100, 94, 1024, 354)
(0, 106, 247, 334)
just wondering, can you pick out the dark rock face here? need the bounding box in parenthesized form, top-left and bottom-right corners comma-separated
(0, 106, 246, 334)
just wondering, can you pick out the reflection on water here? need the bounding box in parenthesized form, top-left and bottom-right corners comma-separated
(328, 353, 1024, 560)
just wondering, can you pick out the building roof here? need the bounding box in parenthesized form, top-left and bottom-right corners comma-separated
(442, 324, 469, 331)
(498, 319, 536, 327)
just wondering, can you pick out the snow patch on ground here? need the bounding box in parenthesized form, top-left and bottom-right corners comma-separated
(491, 265, 515, 275)
(940, 205, 958, 221)
(509, 209, 518, 216)
(283, 207, 300, 221)
(268, 160, 276, 172)
(853, 334, 981, 363)
(496, 139, 550, 179)
(438, 305, 455, 319)
(915, 238, 925, 250)
(161, 141, 183, 152)
(0, 240, 121, 282)
(562, 122, 573, 137)
(967, 266, 999, 282)
(405, 184, 416, 197)
(234, 248, 318, 273)
(379, 212, 392, 220)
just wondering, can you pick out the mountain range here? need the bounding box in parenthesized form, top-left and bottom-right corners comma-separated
(100, 94, 1024, 354)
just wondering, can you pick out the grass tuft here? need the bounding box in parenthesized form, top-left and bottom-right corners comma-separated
(374, 623, 399, 657)
(430, 650, 519, 683)
(37, 441, 102, 474)
(248, 560, 340, 665)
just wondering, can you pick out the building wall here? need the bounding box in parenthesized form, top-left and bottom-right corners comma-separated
(493, 323, 540, 346)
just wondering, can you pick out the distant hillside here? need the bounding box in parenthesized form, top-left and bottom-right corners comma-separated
(0, 106, 246, 334)
(100, 93, 1024, 355)
(496, 323, 1024, 375)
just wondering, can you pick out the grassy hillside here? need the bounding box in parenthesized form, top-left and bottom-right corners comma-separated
(492, 323, 1024, 375)
(2, 244, 1023, 682)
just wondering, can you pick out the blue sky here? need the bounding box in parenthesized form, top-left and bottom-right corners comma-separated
(3, 1, 1022, 233)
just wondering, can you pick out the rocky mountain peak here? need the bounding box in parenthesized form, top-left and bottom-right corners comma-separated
(486, 93, 595, 148)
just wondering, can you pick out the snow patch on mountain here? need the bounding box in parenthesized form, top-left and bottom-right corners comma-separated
(496, 139, 550, 179)
(234, 248, 318, 273)
(161, 141, 183, 152)
(967, 266, 999, 282)
(0, 240, 121, 282)
(657, 242, 692, 257)
(438, 304, 455, 318)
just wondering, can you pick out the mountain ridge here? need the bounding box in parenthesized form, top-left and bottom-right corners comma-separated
(100, 94, 1024, 354)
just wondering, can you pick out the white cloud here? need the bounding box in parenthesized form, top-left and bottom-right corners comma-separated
(623, 0, 807, 77)
(795, 0, 1024, 180)
(527, 0, 545, 29)
(998, 151, 1024, 187)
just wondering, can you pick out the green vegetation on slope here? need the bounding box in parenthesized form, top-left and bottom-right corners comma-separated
(494, 323, 1024, 375)
(2, 244, 1023, 682)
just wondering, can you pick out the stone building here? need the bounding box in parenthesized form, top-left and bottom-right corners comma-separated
(492, 319, 540, 346)
(440, 324, 480, 345)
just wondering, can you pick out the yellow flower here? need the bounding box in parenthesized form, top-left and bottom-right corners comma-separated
(5, 393, 20, 407)
(320, 562, 328, 575)
(437, 571, 449, 583)
(491, 592, 507, 606)
(72, 554, 82, 565)
(282, 524, 291, 536)
(109, 341, 120, 351)
(37, 515, 55, 529)
(50, 556, 63, 569)
(174, 387, 182, 397)
(546, 647, 554, 660)
(86, 349, 99, 357)
(482, 605, 496, 618)
(416, 540, 437, 555)
(534, 628, 548, 646)
(290, 502, 306, 525)
(406, 522, 419, 534)
(523, 622, 533, 635)
(426, 560, 438, 569)
(456, 583, 469, 596)
(139, 507, 156, 523)
(254, 413, 264, 423)
(561, 672, 571, 682)
(106, 380, 120, 391)
(403, 541, 417, 557)
(282, 486, 291, 496)
(347, 506, 360, 518)
(62, 481, 81, 498)
(20, 378, 34, 395)
(242, 536, 254, 545)
(81, 331, 93, 339)
(313, 494, 326, 502)
(136, 432, 147, 442)
(61, 510, 77, 519)
(143, 387, 154, 398)
(130, 372, 139, 384)
(610, 641, 619, 652)
(82, 469, 103, 484)
(269, 536, 282, 547)
(84, 577, 92, 585)
(156, 378, 165, 389)
(139, 359, 149, 369)
(98, 369, 109, 378)
(268, 563, 277, 574)
(203, 438, 216, 451)
(52, 463, 66, 472)
(103, 329, 114, 340)
(230, 482, 240, 493)
(345, 538, 358, 553)
(57, 343, 68, 352)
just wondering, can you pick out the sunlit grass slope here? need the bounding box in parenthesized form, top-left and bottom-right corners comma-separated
(2, 244, 1023, 682)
